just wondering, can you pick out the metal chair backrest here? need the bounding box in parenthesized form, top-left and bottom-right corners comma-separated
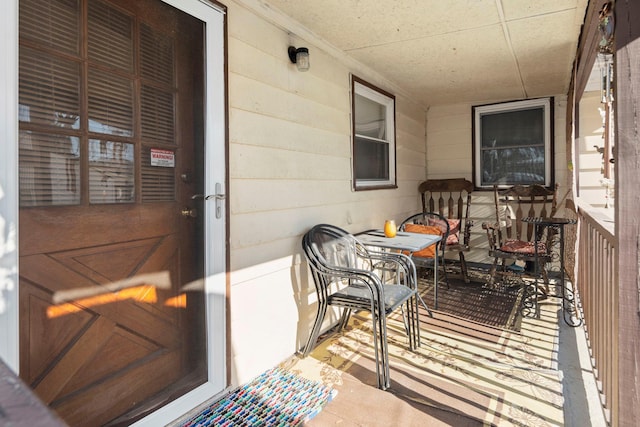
(304, 224, 361, 270)
(399, 212, 449, 260)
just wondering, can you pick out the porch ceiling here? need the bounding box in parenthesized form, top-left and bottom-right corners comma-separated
(265, 0, 589, 106)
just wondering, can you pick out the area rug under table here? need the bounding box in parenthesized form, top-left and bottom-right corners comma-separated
(418, 275, 524, 331)
(180, 367, 336, 426)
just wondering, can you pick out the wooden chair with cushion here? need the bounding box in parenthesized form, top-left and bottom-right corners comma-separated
(418, 178, 474, 282)
(482, 184, 559, 294)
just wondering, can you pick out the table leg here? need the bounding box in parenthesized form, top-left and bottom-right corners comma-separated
(434, 242, 439, 310)
(416, 293, 433, 317)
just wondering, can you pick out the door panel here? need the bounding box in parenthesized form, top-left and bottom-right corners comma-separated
(18, 0, 207, 425)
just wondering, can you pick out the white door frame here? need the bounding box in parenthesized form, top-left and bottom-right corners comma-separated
(0, 0, 228, 424)
(0, 0, 19, 373)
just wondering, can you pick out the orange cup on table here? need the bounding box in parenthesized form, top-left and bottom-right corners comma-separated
(384, 220, 397, 238)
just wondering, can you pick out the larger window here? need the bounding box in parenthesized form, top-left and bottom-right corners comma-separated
(352, 76, 396, 190)
(473, 98, 554, 189)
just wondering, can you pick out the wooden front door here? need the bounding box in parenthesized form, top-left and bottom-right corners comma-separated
(18, 0, 207, 425)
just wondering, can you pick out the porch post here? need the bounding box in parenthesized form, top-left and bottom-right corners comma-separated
(614, 0, 640, 426)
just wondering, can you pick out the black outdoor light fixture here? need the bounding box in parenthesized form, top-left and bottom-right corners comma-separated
(288, 46, 310, 71)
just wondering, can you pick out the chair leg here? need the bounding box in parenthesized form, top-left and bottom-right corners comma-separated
(400, 298, 420, 351)
(488, 257, 499, 286)
(301, 301, 328, 357)
(540, 267, 550, 298)
(400, 305, 411, 340)
(337, 308, 352, 331)
(369, 305, 390, 390)
(459, 252, 470, 283)
(416, 293, 434, 318)
(408, 296, 421, 349)
(376, 309, 391, 390)
(440, 260, 450, 289)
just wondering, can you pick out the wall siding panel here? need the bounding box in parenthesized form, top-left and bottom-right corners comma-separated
(230, 110, 349, 154)
(224, 1, 427, 386)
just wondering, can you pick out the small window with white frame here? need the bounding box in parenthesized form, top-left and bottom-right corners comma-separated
(351, 76, 396, 190)
(472, 97, 554, 190)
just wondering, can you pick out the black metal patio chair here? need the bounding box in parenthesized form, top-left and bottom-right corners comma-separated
(301, 224, 420, 390)
(398, 212, 450, 310)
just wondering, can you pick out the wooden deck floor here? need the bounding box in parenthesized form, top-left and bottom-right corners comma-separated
(287, 274, 567, 426)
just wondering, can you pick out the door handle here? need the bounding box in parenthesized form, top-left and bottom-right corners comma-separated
(189, 183, 225, 218)
(214, 183, 225, 219)
(191, 193, 225, 201)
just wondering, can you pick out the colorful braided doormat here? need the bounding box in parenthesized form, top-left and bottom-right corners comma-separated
(180, 367, 336, 426)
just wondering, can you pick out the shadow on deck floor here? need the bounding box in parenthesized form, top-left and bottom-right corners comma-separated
(285, 268, 605, 426)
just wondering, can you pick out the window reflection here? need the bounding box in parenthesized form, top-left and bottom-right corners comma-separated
(19, 130, 80, 207)
(481, 147, 545, 185)
(355, 94, 386, 139)
(89, 140, 135, 204)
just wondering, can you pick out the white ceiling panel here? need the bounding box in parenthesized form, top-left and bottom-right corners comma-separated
(261, 0, 589, 106)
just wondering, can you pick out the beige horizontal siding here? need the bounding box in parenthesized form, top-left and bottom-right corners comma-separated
(225, 1, 428, 385)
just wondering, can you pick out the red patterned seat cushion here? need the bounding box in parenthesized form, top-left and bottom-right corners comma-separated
(500, 239, 547, 254)
(428, 218, 461, 245)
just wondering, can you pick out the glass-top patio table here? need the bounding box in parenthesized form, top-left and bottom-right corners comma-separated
(357, 229, 443, 310)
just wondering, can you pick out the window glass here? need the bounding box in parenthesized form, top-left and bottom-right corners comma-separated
(88, 68, 134, 137)
(89, 140, 135, 204)
(19, 48, 80, 128)
(355, 94, 386, 139)
(19, 131, 80, 206)
(355, 137, 389, 181)
(473, 98, 553, 189)
(352, 76, 396, 190)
